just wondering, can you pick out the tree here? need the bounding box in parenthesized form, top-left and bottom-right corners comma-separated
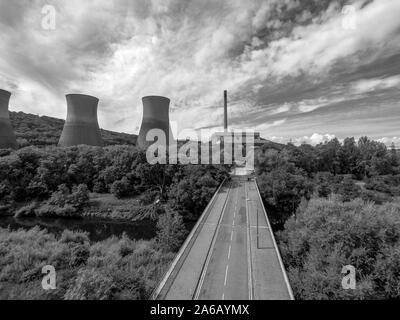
(257, 168, 313, 228)
(314, 172, 334, 198)
(156, 209, 187, 252)
(111, 177, 133, 199)
(335, 176, 361, 202)
(278, 197, 400, 299)
(389, 143, 399, 173)
(315, 138, 341, 174)
(338, 137, 359, 175)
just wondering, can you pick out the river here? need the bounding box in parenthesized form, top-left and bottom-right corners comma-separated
(0, 216, 156, 242)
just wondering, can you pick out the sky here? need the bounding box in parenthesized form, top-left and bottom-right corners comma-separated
(0, 0, 399, 146)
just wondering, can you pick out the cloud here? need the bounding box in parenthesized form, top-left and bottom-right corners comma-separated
(268, 103, 292, 115)
(0, 0, 399, 145)
(252, 119, 287, 134)
(270, 133, 337, 146)
(289, 97, 346, 114)
(351, 75, 400, 95)
(270, 135, 400, 148)
(377, 137, 400, 148)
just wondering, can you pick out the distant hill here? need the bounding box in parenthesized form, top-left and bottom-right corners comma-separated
(10, 111, 137, 147)
(255, 137, 285, 151)
(8, 111, 286, 150)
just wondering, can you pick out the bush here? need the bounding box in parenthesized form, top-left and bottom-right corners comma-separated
(14, 202, 39, 218)
(278, 197, 400, 299)
(168, 168, 223, 218)
(313, 172, 334, 198)
(365, 175, 400, 196)
(156, 209, 188, 252)
(70, 184, 90, 209)
(0, 227, 174, 300)
(334, 176, 361, 202)
(64, 268, 115, 300)
(60, 230, 90, 245)
(139, 190, 160, 205)
(257, 168, 313, 228)
(360, 189, 392, 204)
(111, 177, 132, 199)
(34, 184, 90, 217)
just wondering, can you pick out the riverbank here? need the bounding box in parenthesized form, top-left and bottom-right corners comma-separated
(0, 192, 155, 220)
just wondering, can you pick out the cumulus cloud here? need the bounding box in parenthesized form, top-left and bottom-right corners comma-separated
(270, 133, 337, 146)
(0, 0, 399, 144)
(377, 137, 400, 148)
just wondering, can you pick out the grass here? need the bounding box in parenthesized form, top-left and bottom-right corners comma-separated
(0, 227, 174, 300)
(84, 193, 146, 221)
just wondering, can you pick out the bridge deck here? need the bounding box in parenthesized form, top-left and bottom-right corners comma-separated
(153, 177, 293, 300)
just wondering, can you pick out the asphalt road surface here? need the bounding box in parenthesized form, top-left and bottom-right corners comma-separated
(154, 177, 293, 300)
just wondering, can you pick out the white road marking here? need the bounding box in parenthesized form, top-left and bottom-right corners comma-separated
(224, 265, 229, 286)
(194, 185, 232, 300)
(230, 230, 234, 241)
(228, 245, 231, 259)
(222, 293, 225, 300)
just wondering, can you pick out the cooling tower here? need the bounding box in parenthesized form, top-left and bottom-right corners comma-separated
(0, 89, 18, 149)
(58, 94, 104, 147)
(138, 96, 173, 149)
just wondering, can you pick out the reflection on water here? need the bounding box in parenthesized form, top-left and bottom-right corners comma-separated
(0, 216, 156, 242)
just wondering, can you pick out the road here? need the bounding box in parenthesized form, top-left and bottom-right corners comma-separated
(153, 176, 293, 300)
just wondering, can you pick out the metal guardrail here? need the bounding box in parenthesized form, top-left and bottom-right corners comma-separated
(150, 178, 228, 300)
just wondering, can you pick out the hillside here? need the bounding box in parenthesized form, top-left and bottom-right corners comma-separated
(9, 111, 137, 146)
(9, 111, 286, 150)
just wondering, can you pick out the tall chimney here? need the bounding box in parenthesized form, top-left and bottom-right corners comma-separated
(224, 90, 228, 131)
(0, 89, 18, 149)
(58, 94, 104, 147)
(138, 96, 173, 149)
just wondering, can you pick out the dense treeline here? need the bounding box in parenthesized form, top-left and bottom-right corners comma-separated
(256, 137, 400, 228)
(279, 197, 400, 299)
(256, 136, 400, 299)
(0, 145, 229, 220)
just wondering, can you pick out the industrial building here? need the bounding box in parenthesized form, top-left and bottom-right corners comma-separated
(138, 95, 173, 149)
(0, 89, 18, 149)
(58, 94, 104, 147)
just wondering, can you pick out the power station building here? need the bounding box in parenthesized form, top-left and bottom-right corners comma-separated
(58, 94, 104, 147)
(138, 96, 173, 149)
(0, 89, 18, 149)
